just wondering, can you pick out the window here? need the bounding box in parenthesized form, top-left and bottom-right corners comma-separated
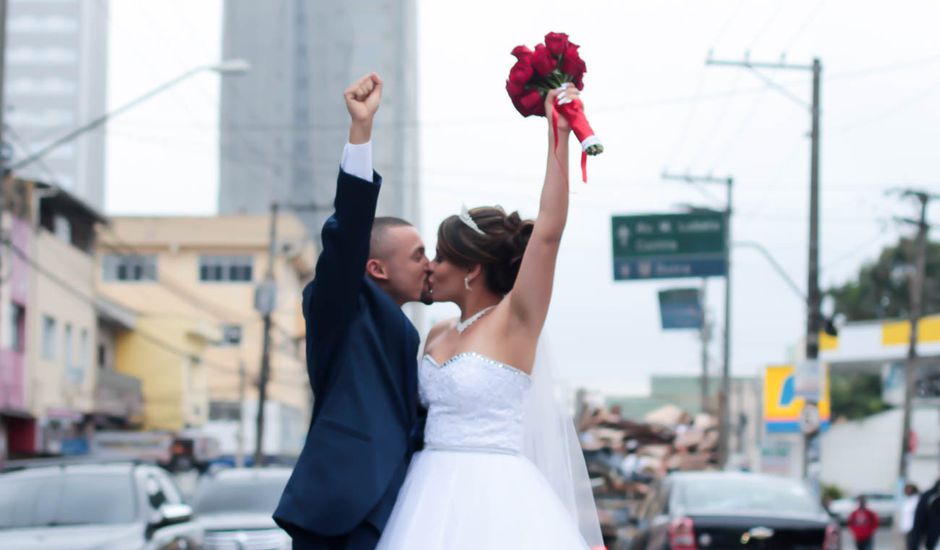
(7, 303, 26, 352)
(199, 255, 253, 283)
(78, 329, 88, 370)
(97, 343, 107, 369)
(42, 315, 56, 360)
(209, 401, 242, 421)
(102, 253, 157, 282)
(53, 215, 71, 243)
(220, 325, 242, 346)
(63, 323, 72, 366)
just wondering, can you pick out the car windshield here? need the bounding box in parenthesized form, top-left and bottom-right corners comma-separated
(676, 476, 821, 516)
(194, 474, 288, 515)
(0, 471, 137, 528)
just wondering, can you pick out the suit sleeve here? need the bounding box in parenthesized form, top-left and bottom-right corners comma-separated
(909, 494, 928, 549)
(307, 168, 383, 336)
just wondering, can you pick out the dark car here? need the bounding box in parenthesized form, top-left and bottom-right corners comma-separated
(192, 467, 292, 550)
(0, 460, 202, 549)
(628, 472, 841, 550)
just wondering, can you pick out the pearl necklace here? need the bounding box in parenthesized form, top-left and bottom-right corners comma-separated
(455, 305, 497, 334)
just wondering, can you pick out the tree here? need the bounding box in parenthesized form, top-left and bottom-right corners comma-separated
(827, 238, 940, 321)
(829, 371, 889, 421)
(824, 238, 940, 421)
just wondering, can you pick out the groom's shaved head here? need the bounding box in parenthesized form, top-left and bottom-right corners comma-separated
(370, 217, 413, 260)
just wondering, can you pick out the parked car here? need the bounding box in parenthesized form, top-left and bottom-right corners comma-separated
(829, 492, 895, 526)
(0, 460, 203, 549)
(628, 471, 840, 549)
(192, 467, 292, 550)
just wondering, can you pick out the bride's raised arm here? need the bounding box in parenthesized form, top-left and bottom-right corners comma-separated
(508, 85, 579, 335)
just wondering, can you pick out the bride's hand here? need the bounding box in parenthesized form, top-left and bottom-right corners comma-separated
(544, 84, 581, 134)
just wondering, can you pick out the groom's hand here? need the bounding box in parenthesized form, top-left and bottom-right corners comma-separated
(345, 72, 383, 144)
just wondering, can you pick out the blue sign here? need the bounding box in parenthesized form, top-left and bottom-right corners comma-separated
(614, 256, 726, 281)
(60, 437, 90, 455)
(658, 288, 703, 330)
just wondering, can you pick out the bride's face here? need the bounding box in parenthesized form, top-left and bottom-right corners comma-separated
(428, 251, 470, 303)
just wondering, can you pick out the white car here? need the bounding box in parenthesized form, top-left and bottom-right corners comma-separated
(0, 460, 203, 549)
(830, 493, 895, 526)
(193, 467, 293, 550)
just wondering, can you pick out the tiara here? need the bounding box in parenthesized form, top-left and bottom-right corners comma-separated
(459, 204, 486, 235)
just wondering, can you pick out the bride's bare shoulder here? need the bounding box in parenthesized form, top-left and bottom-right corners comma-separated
(425, 317, 457, 352)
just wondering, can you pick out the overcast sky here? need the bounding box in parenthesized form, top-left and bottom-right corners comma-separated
(106, 0, 940, 396)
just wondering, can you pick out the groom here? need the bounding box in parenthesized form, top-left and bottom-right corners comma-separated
(274, 73, 431, 549)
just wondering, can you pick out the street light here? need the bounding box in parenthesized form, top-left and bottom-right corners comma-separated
(8, 59, 251, 173)
(0, 59, 249, 375)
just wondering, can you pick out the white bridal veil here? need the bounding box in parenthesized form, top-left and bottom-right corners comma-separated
(522, 339, 604, 549)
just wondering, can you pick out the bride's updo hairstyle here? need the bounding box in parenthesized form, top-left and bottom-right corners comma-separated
(436, 206, 535, 295)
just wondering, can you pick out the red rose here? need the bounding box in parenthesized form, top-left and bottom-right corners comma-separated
(505, 79, 526, 99)
(508, 59, 534, 85)
(511, 45, 534, 61)
(531, 44, 557, 77)
(518, 89, 545, 117)
(544, 32, 569, 56)
(560, 45, 586, 78)
(574, 74, 584, 90)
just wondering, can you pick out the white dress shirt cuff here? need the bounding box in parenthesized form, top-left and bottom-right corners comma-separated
(341, 141, 374, 183)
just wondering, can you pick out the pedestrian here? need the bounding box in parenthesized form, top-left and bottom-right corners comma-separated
(909, 480, 940, 550)
(901, 484, 920, 547)
(847, 496, 879, 550)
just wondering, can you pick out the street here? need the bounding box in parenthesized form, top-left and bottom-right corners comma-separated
(842, 527, 898, 550)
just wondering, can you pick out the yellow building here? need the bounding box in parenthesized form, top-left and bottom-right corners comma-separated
(96, 214, 314, 457)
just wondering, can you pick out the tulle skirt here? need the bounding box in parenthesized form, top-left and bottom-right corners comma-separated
(376, 448, 590, 549)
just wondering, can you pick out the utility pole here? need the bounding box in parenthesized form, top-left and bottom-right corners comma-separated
(699, 279, 711, 414)
(236, 360, 246, 468)
(707, 55, 823, 477)
(892, 189, 937, 483)
(253, 200, 327, 467)
(0, 0, 9, 350)
(253, 203, 279, 467)
(663, 172, 734, 466)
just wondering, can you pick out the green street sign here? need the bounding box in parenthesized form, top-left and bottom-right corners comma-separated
(612, 213, 727, 280)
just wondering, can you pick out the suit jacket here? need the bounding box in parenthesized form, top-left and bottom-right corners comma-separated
(274, 169, 422, 537)
(910, 483, 940, 550)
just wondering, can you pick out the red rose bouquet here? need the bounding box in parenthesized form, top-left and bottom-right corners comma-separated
(506, 32, 602, 181)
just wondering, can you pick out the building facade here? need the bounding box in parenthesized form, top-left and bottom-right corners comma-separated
(1, 178, 114, 460)
(3, 0, 109, 210)
(217, 0, 420, 238)
(96, 214, 314, 459)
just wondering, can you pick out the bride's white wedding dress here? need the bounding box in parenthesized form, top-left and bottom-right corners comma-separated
(376, 352, 593, 549)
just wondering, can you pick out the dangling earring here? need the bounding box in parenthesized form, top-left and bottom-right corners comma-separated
(464, 276, 472, 292)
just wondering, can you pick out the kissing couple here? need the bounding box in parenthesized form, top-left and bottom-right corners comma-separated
(274, 73, 604, 550)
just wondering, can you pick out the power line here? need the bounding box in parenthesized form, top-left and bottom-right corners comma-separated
(781, 0, 827, 53)
(833, 76, 940, 133)
(1, 237, 301, 390)
(8, 123, 303, 339)
(747, 0, 786, 52)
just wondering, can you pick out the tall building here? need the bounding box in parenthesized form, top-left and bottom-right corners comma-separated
(3, 0, 109, 210)
(218, 0, 419, 237)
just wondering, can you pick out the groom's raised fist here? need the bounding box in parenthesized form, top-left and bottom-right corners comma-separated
(345, 72, 383, 123)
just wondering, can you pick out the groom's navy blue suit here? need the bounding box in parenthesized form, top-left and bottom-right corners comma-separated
(274, 169, 423, 548)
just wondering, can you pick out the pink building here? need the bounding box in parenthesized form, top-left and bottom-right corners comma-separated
(1, 217, 36, 458)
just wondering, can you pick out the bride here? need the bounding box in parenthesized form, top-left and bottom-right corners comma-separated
(377, 85, 604, 549)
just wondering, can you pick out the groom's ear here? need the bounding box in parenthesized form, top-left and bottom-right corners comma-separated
(366, 258, 389, 281)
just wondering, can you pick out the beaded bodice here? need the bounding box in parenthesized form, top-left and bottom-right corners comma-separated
(420, 353, 532, 454)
